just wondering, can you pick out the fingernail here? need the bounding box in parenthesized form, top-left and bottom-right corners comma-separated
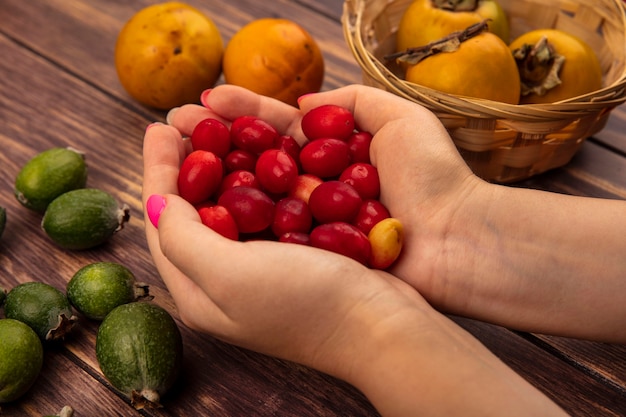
(146, 122, 164, 131)
(146, 194, 166, 228)
(297, 93, 315, 106)
(200, 89, 212, 108)
(166, 107, 179, 125)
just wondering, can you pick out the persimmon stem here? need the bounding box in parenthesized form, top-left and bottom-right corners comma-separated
(385, 19, 489, 65)
(432, 0, 479, 12)
(512, 36, 565, 97)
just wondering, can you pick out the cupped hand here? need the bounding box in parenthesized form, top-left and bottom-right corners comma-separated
(142, 103, 436, 380)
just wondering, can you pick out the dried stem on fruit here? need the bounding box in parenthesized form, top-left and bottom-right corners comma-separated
(133, 282, 154, 301)
(385, 19, 489, 65)
(46, 313, 79, 341)
(57, 406, 75, 417)
(432, 0, 479, 12)
(131, 388, 162, 410)
(115, 204, 131, 232)
(512, 36, 565, 97)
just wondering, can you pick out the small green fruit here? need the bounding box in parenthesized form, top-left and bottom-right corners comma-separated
(4, 282, 78, 341)
(15, 147, 87, 213)
(96, 302, 183, 409)
(41, 188, 130, 250)
(67, 262, 152, 320)
(0, 318, 44, 403)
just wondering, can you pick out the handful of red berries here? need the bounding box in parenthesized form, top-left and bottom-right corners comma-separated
(177, 104, 403, 269)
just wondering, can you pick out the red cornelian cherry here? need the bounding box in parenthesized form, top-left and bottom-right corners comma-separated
(217, 186, 275, 234)
(230, 115, 279, 154)
(218, 170, 260, 197)
(271, 197, 313, 237)
(347, 131, 373, 163)
(353, 199, 391, 235)
(274, 135, 302, 166)
(299, 138, 351, 179)
(224, 149, 257, 173)
(339, 162, 380, 200)
(301, 104, 355, 141)
(310, 222, 371, 265)
(191, 118, 231, 158)
(197, 203, 239, 240)
(308, 180, 362, 224)
(177, 150, 223, 205)
(255, 149, 299, 195)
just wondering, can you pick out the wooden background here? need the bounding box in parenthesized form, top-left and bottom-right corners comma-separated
(1, 0, 625, 416)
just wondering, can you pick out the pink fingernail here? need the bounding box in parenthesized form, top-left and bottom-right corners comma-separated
(297, 93, 315, 106)
(146, 122, 164, 131)
(200, 89, 213, 108)
(146, 194, 166, 228)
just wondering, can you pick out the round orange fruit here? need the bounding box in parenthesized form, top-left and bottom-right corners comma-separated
(509, 29, 602, 104)
(222, 18, 325, 107)
(115, 2, 224, 110)
(405, 31, 520, 104)
(397, 0, 510, 53)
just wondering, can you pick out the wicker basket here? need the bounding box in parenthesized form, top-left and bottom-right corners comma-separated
(342, 0, 626, 182)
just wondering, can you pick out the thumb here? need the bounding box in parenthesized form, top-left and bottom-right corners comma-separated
(150, 194, 212, 275)
(149, 194, 240, 290)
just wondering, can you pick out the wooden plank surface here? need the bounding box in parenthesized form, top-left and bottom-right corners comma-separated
(1, 0, 626, 416)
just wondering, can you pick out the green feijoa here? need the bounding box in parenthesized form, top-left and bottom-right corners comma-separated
(15, 147, 87, 213)
(0, 318, 44, 403)
(96, 302, 183, 409)
(41, 188, 130, 250)
(67, 262, 152, 320)
(4, 282, 78, 342)
(0, 206, 6, 238)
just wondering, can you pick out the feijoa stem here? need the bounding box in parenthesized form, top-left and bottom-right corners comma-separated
(116, 204, 131, 232)
(433, 0, 479, 12)
(46, 313, 79, 341)
(45, 406, 74, 417)
(59, 406, 75, 417)
(512, 36, 565, 97)
(385, 19, 489, 65)
(134, 283, 154, 301)
(131, 389, 162, 410)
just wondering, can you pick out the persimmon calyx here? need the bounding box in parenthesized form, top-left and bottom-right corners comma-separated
(432, 0, 479, 12)
(386, 19, 489, 65)
(512, 36, 565, 97)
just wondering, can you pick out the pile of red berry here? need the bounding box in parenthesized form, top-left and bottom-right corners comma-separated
(177, 104, 400, 269)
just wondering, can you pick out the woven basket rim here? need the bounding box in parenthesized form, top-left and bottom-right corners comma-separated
(342, 0, 626, 122)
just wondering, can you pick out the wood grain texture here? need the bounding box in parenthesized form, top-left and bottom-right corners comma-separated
(1, 0, 625, 416)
